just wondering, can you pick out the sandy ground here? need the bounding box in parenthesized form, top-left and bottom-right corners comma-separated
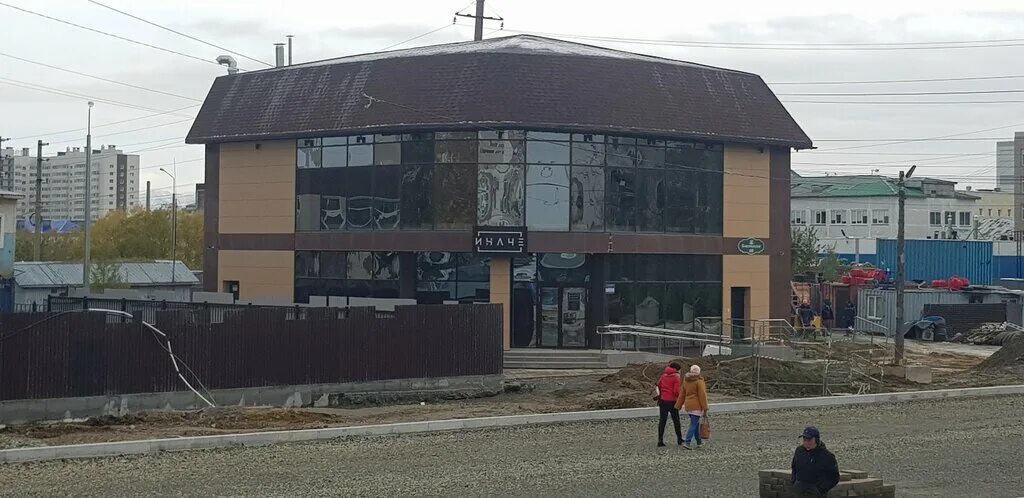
(1, 395, 1021, 497)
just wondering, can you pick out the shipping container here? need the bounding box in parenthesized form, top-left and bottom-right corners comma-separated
(876, 239, 992, 285)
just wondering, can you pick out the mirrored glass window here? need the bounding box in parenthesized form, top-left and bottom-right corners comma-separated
(478, 164, 525, 226)
(433, 164, 477, 230)
(526, 164, 570, 231)
(606, 167, 637, 231)
(570, 166, 604, 231)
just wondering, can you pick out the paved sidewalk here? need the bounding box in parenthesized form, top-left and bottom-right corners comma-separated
(0, 396, 1021, 497)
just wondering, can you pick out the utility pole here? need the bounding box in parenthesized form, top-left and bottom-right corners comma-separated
(894, 165, 916, 365)
(33, 140, 48, 261)
(145, 181, 151, 211)
(473, 0, 485, 41)
(455, 0, 503, 41)
(83, 101, 94, 294)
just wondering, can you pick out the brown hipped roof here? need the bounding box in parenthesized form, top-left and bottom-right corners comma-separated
(186, 35, 812, 148)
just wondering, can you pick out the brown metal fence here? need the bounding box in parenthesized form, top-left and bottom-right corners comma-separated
(0, 304, 503, 402)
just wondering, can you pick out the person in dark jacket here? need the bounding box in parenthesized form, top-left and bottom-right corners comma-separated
(655, 362, 683, 447)
(820, 299, 835, 331)
(791, 426, 840, 497)
(841, 301, 857, 333)
(798, 302, 814, 328)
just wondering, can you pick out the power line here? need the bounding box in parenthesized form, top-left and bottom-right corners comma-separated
(85, 0, 272, 68)
(381, 22, 456, 51)
(814, 121, 1024, 152)
(0, 51, 202, 102)
(779, 89, 1024, 97)
(491, 26, 1024, 50)
(783, 100, 1024, 105)
(769, 74, 1024, 85)
(815, 137, 1007, 141)
(9, 104, 200, 141)
(0, 2, 223, 68)
(47, 118, 196, 146)
(0, 77, 195, 115)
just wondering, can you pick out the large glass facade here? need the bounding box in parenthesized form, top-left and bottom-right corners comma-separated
(604, 254, 722, 330)
(293, 250, 401, 302)
(295, 130, 723, 233)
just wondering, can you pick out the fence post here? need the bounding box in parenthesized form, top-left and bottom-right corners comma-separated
(82, 296, 89, 311)
(46, 294, 51, 312)
(121, 298, 127, 312)
(161, 300, 167, 310)
(31, 301, 37, 313)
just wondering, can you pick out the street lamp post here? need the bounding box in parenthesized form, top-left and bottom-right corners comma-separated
(83, 101, 94, 294)
(159, 164, 176, 284)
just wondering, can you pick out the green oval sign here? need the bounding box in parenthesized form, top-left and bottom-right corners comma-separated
(738, 237, 765, 255)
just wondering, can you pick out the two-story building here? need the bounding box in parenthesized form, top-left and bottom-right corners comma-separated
(185, 35, 812, 349)
(791, 175, 979, 241)
(0, 189, 20, 312)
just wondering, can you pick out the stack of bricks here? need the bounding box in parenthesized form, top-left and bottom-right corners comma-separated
(759, 469, 896, 497)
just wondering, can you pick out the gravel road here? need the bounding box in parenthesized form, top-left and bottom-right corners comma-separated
(1, 395, 1022, 497)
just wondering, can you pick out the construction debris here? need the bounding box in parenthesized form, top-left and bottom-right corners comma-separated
(975, 336, 1024, 372)
(601, 356, 839, 399)
(950, 323, 1024, 346)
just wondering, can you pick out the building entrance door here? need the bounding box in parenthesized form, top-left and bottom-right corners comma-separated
(538, 286, 588, 348)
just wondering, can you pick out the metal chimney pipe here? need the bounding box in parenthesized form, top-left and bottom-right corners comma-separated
(274, 43, 285, 67)
(286, 35, 293, 65)
(216, 55, 238, 75)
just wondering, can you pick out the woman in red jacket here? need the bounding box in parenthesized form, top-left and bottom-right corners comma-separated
(655, 362, 683, 447)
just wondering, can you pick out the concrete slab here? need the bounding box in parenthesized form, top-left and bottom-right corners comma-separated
(2, 384, 1022, 464)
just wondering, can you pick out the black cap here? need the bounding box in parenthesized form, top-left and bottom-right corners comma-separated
(800, 426, 820, 439)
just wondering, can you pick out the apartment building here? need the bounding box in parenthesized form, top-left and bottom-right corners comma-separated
(2, 145, 140, 223)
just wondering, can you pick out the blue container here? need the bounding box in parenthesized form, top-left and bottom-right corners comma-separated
(876, 239, 993, 285)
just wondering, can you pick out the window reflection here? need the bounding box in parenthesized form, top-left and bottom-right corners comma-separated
(434, 164, 477, 230)
(526, 140, 570, 164)
(294, 130, 723, 235)
(401, 165, 433, 229)
(606, 168, 636, 231)
(478, 164, 525, 226)
(637, 168, 664, 232)
(297, 148, 321, 169)
(570, 166, 604, 231)
(526, 164, 570, 230)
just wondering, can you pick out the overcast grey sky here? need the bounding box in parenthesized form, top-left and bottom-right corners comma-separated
(2, 0, 1024, 203)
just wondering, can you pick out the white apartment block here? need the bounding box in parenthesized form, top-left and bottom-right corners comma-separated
(791, 175, 979, 241)
(1, 145, 139, 222)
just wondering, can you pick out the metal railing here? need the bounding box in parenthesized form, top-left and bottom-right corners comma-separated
(598, 324, 730, 357)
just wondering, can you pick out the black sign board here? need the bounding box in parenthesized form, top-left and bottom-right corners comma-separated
(474, 227, 527, 254)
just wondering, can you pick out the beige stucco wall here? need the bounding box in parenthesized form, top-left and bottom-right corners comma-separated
(722, 255, 771, 336)
(723, 145, 770, 239)
(489, 257, 512, 351)
(219, 140, 296, 234)
(218, 250, 295, 301)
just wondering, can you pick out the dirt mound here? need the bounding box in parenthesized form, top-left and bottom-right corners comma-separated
(601, 357, 829, 399)
(976, 336, 1024, 372)
(82, 407, 338, 431)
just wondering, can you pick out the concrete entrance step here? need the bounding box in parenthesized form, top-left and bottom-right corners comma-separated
(504, 349, 610, 369)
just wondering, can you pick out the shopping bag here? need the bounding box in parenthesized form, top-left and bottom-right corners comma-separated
(699, 415, 711, 440)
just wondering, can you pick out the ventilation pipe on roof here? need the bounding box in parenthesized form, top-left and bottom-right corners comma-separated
(216, 55, 238, 75)
(287, 35, 293, 65)
(274, 43, 285, 67)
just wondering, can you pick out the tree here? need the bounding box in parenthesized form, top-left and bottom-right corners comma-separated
(15, 208, 203, 270)
(817, 248, 850, 282)
(90, 261, 126, 292)
(791, 226, 820, 277)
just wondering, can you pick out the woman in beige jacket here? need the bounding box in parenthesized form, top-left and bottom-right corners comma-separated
(675, 364, 709, 449)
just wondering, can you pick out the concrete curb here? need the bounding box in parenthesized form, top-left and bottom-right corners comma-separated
(2, 384, 1022, 464)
